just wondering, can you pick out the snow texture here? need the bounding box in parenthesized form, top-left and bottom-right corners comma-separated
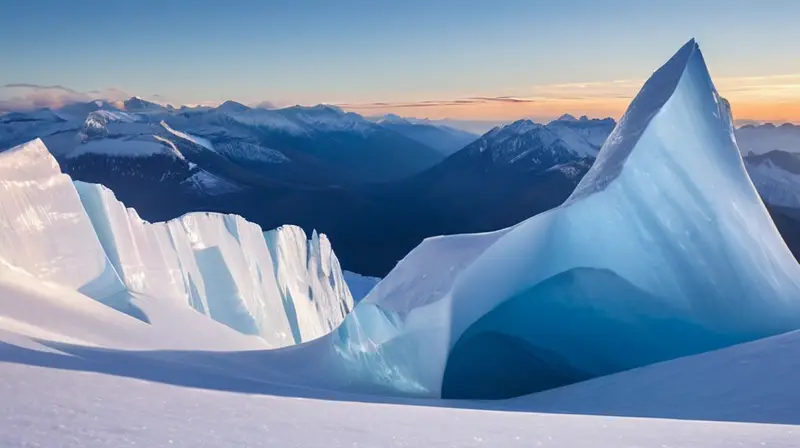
(745, 156, 800, 209)
(1, 259, 800, 445)
(160, 120, 214, 151)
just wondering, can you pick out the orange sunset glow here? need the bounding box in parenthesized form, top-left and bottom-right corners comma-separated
(342, 74, 800, 124)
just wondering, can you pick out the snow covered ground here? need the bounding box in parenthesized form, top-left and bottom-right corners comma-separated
(1, 272, 798, 447)
(1, 361, 796, 447)
(1, 313, 799, 447)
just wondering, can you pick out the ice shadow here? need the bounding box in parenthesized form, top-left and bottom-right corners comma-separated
(2, 334, 798, 426)
(2, 267, 799, 426)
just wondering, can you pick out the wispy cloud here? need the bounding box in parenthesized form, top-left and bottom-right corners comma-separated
(340, 75, 800, 123)
(0, 84, 134, 112)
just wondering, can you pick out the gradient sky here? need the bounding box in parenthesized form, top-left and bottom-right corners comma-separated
(1, 0, 799, 123)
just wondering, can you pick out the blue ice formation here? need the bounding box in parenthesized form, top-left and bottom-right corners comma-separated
(283, 39, 800, 399)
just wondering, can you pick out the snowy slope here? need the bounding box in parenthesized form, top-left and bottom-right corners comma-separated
(744, 150, 800, 209)
(1, 351, 797, 447)
(0, 138, 354, 346)
(0, 260, 797, 446)
(0, 278, 797, 446)
(546, 115, 616, 156)
(161, 120, 214, 151)
(0, 265, 265, 351)
(0, 265, 796, 445)
(512, 328, 800, 425)
(459, 116, 614, 172)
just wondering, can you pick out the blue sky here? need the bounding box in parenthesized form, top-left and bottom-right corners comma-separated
(2, 0, 799, 121)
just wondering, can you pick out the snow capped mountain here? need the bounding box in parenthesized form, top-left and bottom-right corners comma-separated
(744, 150, 800, 209)
(118, 96, 169, 113)
(1, 95, 446, 194)
(378, 113, 412, 125)
(736, 122, 800, 155)
(463, 117, 610, 170)
(216, 99, 251, 114)
(279, 104, 373, 133)
(547, 115, 616, 154)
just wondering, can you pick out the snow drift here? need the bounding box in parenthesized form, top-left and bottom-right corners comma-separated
(0, 139, 353, 346)
(270, 39, 800, 399)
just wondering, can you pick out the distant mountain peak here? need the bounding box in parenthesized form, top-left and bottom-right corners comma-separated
(217, 100, 251, 113)
(379, 113, 412, 125)
(303, 104, 346, 115)
(122, 96, 164, 112)
(557, 114, 579, 122)
(503, 119, 542, 133)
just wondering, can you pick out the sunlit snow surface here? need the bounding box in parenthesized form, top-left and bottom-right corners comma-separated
(288, 39, 800, 399)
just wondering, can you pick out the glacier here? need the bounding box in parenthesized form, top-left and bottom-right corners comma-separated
(0, 138, 353, 346)
(261, 39, 800, 399)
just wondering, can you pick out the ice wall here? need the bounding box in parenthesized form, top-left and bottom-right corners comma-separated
(0, 139, 125, 302)
(74, 182, 354, 345)
(0, 139, 354, 346)
(299, 39, 800, 399)
(264, 226, 354, 342)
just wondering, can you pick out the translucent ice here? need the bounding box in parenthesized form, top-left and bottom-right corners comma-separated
(0, 139, 125, 302)
(0, 140, 354, 346)
(295, 40, 800, 399)
(74, 182, 355, 345)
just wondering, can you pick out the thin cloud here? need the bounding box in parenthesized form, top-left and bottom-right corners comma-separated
(252, 100, 277, 109)
(341, 74, 800, 122)
(0, 84, 134, 112)
(3, 83, 81, 93)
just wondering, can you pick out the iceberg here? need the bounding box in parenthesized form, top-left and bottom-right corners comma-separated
(0, 139, 354, 346)
(284, 39, 800, 399)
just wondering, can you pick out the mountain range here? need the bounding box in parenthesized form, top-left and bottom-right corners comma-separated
(0, 98, 459, 185)
(3, 98, 800, 277)
(736, 122, 800, 155)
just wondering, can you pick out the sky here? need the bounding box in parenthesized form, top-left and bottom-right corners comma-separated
(1, 0, 800, 123)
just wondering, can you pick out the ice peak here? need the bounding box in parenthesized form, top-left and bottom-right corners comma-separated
(567, 38, 701, 202)
(557, 114, 578, 122)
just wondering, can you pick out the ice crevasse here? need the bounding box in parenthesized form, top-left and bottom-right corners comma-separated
(268, 39, 800, 399)
(0, 139, 354, 347)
